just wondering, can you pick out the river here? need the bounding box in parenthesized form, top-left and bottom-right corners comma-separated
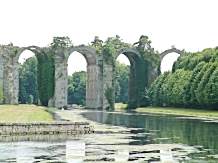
(0, 110, 218, 162)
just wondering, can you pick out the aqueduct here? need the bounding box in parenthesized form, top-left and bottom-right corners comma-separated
(0, 38, 183, 110)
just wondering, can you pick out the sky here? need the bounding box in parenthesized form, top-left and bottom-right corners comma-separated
(2, 0, 218, 74)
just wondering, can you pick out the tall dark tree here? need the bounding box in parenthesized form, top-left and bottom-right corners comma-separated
(115, 62, 129, 103)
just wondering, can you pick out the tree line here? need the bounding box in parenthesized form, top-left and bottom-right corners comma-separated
(148, 48, 218, 109)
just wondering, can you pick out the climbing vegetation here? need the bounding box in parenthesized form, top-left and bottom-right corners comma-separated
(37, 50, 55, 106)
(89, 35, 160, 110)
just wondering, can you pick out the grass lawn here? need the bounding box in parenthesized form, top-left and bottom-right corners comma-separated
(0, 104, 54, 123)
(136, 107, 218, 119)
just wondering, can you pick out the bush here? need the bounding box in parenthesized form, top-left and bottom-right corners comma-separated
(149, 47, 218, 109)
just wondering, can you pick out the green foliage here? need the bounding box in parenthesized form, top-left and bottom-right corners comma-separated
(115, 62, 129, 103)
(50, 36, 72, 49)
(148, 72, 169, 106)
(203, 65, 218, 107)
(68, 71, 86, 105)
(195, 62, 217, 105)
(105, 87, 115, 110)
(88, 35, 160, 110)
(19, 57, 38, 104)
(28, 95, 34, 104)
(149, 47, 218, 109)
(134, 35, 160, 67)
(103, 35, 130, 65)
(37, 51, 55, 106)
(90, 36, 103, 55)
(183, 61, 206, 106)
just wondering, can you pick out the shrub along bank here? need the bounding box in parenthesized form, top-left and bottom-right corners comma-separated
(148, 48, 218, 109)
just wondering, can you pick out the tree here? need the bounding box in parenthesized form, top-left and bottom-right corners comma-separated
(19, 57, 38, 104)
(68, 71, 86, 105)
(115, 62, 129, 103)
(149, 47, 218, 109)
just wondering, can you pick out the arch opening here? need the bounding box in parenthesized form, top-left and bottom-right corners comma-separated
(18, 50, 38, 104)
(67, 51, 87, 107)
(115, 54, 130, 109)
(113, 49, 149, 110)
(160, 52, 180, 73)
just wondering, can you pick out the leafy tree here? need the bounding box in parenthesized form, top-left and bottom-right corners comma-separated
(115, 62, 129, 103)
(19, 57, 38, 104)
(37, 51, 55, 106)
(149, 47, 218, 109)
(196, 62, 217, 106)
(68, 71, 86, 105)
(203, 65, 218, 108)
(183, 61, 206, 106)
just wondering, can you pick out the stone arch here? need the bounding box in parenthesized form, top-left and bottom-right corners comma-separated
(160, 47, 183, 61)
(67, 46, 97, 65)
(15, 46, 42, 63)
(115, 48, 142, 62)
(54, 45, 102, 109)
(103, 47, 147, 109)
(15, 46, 41, 104)
(159, 47, 183, 73)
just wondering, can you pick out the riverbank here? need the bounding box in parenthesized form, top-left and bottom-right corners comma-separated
(0, 105, 54, 123)
(136, 107, 218, 120)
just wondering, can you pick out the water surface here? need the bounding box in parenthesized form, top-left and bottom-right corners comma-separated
(0, 110, 218, 162)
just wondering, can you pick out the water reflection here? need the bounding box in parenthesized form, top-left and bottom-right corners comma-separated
(82, 111, 218, 161)
(66, 141, 85, 163)
(0, 111, 218, 162)
(0, 141, 86, 163)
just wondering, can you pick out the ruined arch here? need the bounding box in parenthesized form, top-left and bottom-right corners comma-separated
(16, 46, 42, 61)
(54, 46, 102, 109)
(15, 46, 42, 104)
(160, 48, 183, 73)
(67, 46, 97, 65)
(107, 48, 147, 109)
(160, 47, 183, 60)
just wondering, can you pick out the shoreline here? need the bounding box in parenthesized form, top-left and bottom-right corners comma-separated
(135, 107, 218, 121)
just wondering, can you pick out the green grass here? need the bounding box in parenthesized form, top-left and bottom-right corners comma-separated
(136, 107, 218, 119)
(0, 104, 54, 123)
(115, 103, 128, 111)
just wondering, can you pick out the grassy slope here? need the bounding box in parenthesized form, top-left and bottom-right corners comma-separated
(0, 104, 54, 123)
(136, 107, 218, 119)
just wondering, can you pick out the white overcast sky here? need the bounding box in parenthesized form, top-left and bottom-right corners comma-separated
(1, 0, 218, 74)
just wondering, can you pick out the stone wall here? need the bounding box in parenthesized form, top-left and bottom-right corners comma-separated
(54, 52, 68, 108)
(102, 64, 114, 109)
(86, 64, 101, 108)
(0, 45, 19, 104)
(0, 122, 94, 135)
